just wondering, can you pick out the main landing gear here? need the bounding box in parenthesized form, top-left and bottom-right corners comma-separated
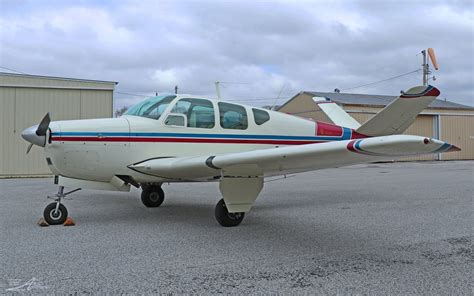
(141, 185, 165, 207)
(214, 199, 245, 227)
(43, 186, 81, 225)
(213, 177, 263, 227)
(139, 177, 260, 227)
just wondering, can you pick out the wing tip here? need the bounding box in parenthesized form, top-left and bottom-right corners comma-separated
(446, 145, 461, 152)
(400, 85, 440, 99)
(348, 136, 461, 156)
(433, 142, 461, 153)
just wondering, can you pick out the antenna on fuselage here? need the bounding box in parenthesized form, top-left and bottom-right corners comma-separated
(215, 81, 222, 100)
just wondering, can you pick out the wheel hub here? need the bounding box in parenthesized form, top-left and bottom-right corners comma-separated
(149, 192, 159, 202)
(49, 209, 62, 220)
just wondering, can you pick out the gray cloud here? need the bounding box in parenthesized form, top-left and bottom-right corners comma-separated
(1, 0, 472, 110)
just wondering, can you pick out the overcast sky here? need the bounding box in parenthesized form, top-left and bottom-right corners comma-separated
(1, 0, 473, 109)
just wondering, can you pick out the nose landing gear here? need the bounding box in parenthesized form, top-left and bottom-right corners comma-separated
(43, 186, 81, 225)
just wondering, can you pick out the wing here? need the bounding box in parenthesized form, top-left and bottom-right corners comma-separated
(128, 135, 459, 181)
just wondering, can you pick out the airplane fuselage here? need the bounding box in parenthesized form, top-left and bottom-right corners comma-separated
(43, 95, 365, 184)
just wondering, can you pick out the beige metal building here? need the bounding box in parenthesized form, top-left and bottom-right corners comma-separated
(278, 91, 474, 161)
(0, 73, 116, 177)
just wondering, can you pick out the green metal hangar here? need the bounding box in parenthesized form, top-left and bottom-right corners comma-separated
(0, 72, 116, 177)
(278, 91, 474, 161)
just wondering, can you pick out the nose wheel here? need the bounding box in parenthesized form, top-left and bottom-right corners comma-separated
(43, 186, 81, 225)
(141, 185, 165, 207)
(44, 202, 68, 225)
(215, 199, 245, 227)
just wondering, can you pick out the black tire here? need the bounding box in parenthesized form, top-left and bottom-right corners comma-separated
(141, 186, 165, 207)
(214, 199, 245, 227)
(43, 202, 68, 225)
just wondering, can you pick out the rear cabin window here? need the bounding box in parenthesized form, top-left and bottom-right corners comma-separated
(218, 102, 248, 130)
(170, 98, 215, 128)
(252, 108, 270, 125)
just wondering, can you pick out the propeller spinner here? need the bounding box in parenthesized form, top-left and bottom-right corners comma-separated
(21, 113, 51, 153)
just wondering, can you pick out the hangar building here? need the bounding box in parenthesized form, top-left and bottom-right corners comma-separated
(278, 91, 474, 161)
(0, 72, 116, 177)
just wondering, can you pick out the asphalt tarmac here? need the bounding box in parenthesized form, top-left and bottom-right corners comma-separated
(0, 161, 472, 294)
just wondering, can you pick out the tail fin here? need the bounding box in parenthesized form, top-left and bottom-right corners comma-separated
(356, 85, 440, 136)
(312, 96, 361, 129)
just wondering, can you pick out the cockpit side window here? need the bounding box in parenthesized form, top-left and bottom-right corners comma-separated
(218, 102, 248, 130)
(252, 108, 270, 125)
(170, 98, 215, 128)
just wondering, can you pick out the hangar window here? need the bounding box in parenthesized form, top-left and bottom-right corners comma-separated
(219, 102, 248, 130)
(125, 95, 176, 120)
(170, 98, 215, 128)
(252, 108, 270, 125)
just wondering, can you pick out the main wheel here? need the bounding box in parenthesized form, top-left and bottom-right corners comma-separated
(214, 199, 245, 227)
(44, 202, 68, 225)
(141, 186, 165, 207)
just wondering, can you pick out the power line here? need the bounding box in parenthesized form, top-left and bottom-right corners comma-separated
(115, 91, 154, 97)
(341, 69, 421, 92)
(271, 82, 288, 109)
(115, 95, 291, 104)
(222, 93, 294, 99)
(226, 97, 292, 102)
(115, 91, 292, 102)
(218, 81, 251, 85)
(0, 65, 27, 74)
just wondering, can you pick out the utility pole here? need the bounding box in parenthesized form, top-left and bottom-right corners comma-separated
(421, 49, 429, 86)
(215, 81, 222, 100)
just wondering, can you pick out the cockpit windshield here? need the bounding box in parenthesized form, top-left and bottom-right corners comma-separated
(124, 95, 176, 119)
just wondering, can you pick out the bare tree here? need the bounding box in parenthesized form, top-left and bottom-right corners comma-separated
(114, 106, 129, 117)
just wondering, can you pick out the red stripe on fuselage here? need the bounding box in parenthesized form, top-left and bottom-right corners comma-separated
(316, 122, 343, 137)
(351, 130, 368, 139)
(51, 136, 323, 145)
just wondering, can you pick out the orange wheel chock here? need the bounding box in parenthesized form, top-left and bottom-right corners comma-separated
(63, 217, 76, 226)
(37, 218, 49, 227)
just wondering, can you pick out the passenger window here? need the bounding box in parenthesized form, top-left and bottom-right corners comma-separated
(170, 98, 215, 128)
(252, 108, 270, 125)
(218, 102, 248, 130)
(165, 114, 186, 126)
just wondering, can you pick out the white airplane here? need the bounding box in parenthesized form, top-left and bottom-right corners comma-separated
(22, 85, 459, 227)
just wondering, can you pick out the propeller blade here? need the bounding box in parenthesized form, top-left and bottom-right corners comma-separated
(36, 113, 51, 136)
(26, 143, 34, 154)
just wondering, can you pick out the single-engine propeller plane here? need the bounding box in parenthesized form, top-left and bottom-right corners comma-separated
(22, 85, 459, 227)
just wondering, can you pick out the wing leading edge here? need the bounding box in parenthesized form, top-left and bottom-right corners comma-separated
(128, 135, 459, 181)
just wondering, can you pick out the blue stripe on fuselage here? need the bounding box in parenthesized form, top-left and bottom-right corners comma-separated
(342, 128, 351, 140)
(52, 131, 352, 141)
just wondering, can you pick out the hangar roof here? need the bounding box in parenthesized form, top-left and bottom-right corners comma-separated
(0, 72, 118, 90)
(279, 90, 474, 111)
